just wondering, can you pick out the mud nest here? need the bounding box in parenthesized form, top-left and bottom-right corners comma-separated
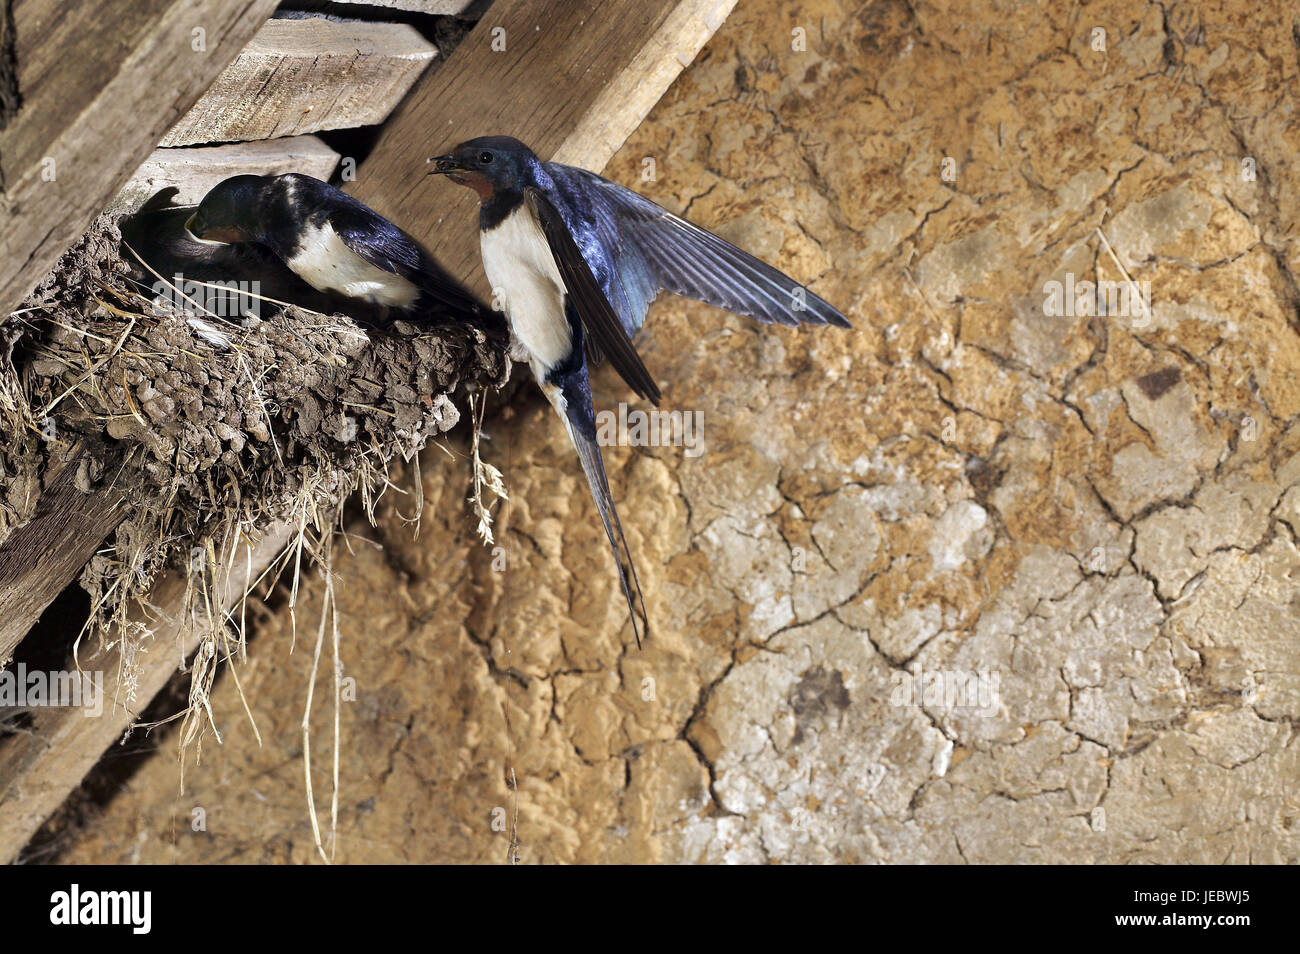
(0, 214, 508, 674)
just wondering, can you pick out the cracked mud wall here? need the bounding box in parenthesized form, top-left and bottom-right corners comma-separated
(49, 0, 1300, 863)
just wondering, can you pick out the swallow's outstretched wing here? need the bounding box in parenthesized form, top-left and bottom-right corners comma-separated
(542, 163, 850, 339)
(526, 186, 661, 405)
(328, 204, 487, 318)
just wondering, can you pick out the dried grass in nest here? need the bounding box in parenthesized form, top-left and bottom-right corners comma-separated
(1, 214, 510, 858)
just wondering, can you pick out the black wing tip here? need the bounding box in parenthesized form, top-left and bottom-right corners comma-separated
(618, 353, 661, 406)
(792, 295, 851, 328)
(817, 307, 852, 328)
(639, 377, 663, 406)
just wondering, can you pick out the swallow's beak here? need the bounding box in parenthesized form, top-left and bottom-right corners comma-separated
(184, 212, 230, 246)
(426, 154, 460, 175)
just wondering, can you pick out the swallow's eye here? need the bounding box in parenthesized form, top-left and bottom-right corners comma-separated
(479, 151, 494, 165)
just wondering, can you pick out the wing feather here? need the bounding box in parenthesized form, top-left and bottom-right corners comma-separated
(327, 205, 485, 317)
(274, 176, 484, 318)
(543, 164, 850, 336)
(526, 187, 661, 405)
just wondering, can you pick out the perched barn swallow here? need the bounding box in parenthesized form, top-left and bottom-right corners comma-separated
(429, 136, 850, 645)
(118, 187, 369, 348)
(122, 188, 367, 319)
(186, 173, 489, 325)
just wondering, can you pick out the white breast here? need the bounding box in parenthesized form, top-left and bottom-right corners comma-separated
(480, 204, 571, 374)
(285, 222, 419, 309)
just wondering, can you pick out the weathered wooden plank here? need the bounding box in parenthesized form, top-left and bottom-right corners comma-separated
(0, 0, 281, 319)
(0, 524, 292, 865)
(333, 0, 474, 13)
(0, 0, 18, 131)
(111, 135, 341, 213)
(350, 0, 738, 289)
(160, 17, 439, 147)
(0, 447, 130, 669)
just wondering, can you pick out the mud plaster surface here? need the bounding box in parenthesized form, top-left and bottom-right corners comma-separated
(53, 0, 1300, 863)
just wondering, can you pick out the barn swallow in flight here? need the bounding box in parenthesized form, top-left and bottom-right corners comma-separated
(429, 136, 850, 645)
(186, 173, 489, 326)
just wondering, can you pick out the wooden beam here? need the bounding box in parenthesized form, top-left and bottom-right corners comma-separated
(160, 17, 439, 147)
(0, 0, 281, 319)
(111, 136, 341, 213)
(0, 447, 129, 668)
(349, 0, 738, 288)
(0, 0, 18, 130)
(332, 0, 474, 13)
(0, 524, 292, 865)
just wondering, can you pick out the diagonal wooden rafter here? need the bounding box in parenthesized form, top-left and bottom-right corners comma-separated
(0, 525, 293, 862)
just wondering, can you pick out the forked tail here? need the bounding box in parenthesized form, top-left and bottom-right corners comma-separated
(568, 421, 649, 648)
